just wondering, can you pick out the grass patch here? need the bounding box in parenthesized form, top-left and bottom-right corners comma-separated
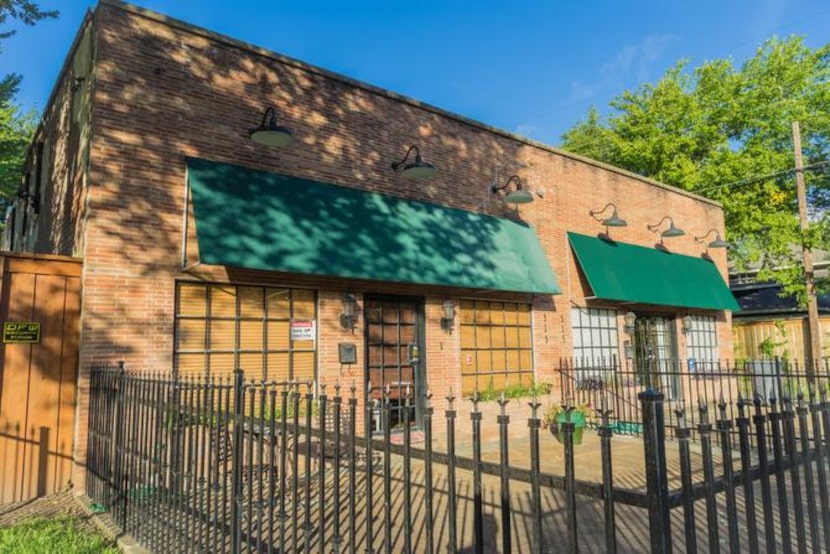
(0, 516, 119, 554)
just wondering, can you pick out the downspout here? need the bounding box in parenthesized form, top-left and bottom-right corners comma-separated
(180, 165, 200, 272)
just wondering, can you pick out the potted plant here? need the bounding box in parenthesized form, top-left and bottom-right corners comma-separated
(543, 402, 595, 445)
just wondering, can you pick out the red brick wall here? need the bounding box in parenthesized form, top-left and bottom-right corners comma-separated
(38, 3, 734, 486)
(83, 2, 732, 379)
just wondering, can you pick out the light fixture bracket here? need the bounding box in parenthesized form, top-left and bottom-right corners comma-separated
(648, 216, 685, 238)
(694, 228, 729, 249)
(589, 202, 627, 227)
(491, 175, 533, 204)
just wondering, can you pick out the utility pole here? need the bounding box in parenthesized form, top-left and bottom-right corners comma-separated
(793, 121, 822, 380)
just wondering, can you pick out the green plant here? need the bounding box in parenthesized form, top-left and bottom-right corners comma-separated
(473, 379, 553, 402)
(0, 516, 119, 554)
(758, 320, 790, 360)
(542, 401, 596, 427)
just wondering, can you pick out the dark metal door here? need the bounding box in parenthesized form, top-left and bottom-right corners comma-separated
(364, 295, 425, 433)
(634, 315, 680, 399)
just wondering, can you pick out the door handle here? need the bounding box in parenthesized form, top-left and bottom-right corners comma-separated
(407, 343, 420, 365)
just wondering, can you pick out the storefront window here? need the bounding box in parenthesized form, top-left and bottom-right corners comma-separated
(459, 300, 533, 396)
(570, 307, 619, 365)
(686, 315, 718, 371)
(174, 283, 317, 381)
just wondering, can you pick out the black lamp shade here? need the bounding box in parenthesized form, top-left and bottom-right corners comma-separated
(504, 187, 534, 204)
(401, 154, 436, 179)
(249, 108, 294, 147)
(662, 223, 685, 238)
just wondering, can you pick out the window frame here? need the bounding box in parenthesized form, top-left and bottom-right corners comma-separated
(173, 281, 318, 382)
(685, 314, 719, 370)
(459, 299, 534, 395)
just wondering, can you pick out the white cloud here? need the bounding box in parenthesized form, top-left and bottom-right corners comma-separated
(569, 80, 599, 102)
(568, 33, 678, 103)
(513, 122, 537, 138)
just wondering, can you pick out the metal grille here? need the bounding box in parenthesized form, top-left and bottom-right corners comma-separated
(365, 296, 422, 432)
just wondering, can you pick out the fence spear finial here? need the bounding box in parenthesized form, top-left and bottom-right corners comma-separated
(674, 404, 686, 428)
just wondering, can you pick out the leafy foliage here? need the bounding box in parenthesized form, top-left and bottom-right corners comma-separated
(0, 0, 57, 33)
(0, 95, 34, 210)
(562, 36, 830, 303)
(0, 1, 58, 218)
(475, 379, 552, 402)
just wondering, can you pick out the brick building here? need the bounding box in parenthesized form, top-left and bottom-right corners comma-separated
(5, 1, 736, 486)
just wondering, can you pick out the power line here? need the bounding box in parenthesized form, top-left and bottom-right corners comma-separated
(696, 160, 829, 195)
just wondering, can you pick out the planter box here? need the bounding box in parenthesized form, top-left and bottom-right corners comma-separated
(548, 411, 586, 445)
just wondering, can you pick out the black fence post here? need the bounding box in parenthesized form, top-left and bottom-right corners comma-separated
(424, 392, 434, 554)
(446, 390, 458, 554)
(113, 361, 127, 528)
(716, 398, 739, 553)
(796, 390, 819, 551)
(639, 389, 672, 554)
(470, 392, 484, 554)
(782, 396, 806, 554)
(754, 394, 777, 553)
(229, 369, 245, 554)
(698, 401, 720, 554)
(318, 384, 328, 554)
(562, 405, 578, 554)
(810, 385, 830, 552)
(348, 383, 358, 554)
(497, 393, 512, 554)
(382, 387, 392, 554)
(674, 408, 696, 554)
(735, 395, 759, 553)
(528, 397, 543, 554)
(364, 382, 376, 554)
(598, 395, 616, 554)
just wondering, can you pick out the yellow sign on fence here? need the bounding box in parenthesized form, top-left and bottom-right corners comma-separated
(2, 322, 41, 344)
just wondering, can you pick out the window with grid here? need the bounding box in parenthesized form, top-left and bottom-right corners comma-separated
(459, 300, 533, 396)
(570, 307, 619, 368)
(175, 283, 317, 381)
(686, 315, 718, 368)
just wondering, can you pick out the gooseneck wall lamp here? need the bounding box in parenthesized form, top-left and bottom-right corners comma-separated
(647, 216, 685, 238)
(249, 107, 294, 147)
(391, 145, 437, 179)
(340, 293, 358, 330)
(694, 229, 729, 249)
(491, 175, 534, 204)
(589, 203, 627, 228)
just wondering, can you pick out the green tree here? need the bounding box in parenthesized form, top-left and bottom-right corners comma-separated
(0, 1, 58, 217)
(0, 98, 35, 210)
(562, 36, 830, 303)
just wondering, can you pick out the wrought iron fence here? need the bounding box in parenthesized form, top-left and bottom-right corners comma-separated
(87, 362, 830, 553)
(559, 356, 830, 437)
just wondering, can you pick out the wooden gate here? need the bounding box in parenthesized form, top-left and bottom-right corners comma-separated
(0, 252, 82, 504)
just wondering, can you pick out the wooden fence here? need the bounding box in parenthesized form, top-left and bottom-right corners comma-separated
(0, 252, 82, 504)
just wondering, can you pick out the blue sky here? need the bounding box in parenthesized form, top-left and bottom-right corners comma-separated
(4, 0, 830, 146)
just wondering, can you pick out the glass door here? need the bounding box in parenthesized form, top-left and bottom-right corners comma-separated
(634, 315, 680, 400)
(364, 295, 425, 433)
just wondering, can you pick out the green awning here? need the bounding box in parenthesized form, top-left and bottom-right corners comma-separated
(568, 232, 739, 311)
(186, 158, 561, 295)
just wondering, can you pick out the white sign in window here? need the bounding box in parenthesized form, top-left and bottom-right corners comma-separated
(290, 320, 316, 341)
